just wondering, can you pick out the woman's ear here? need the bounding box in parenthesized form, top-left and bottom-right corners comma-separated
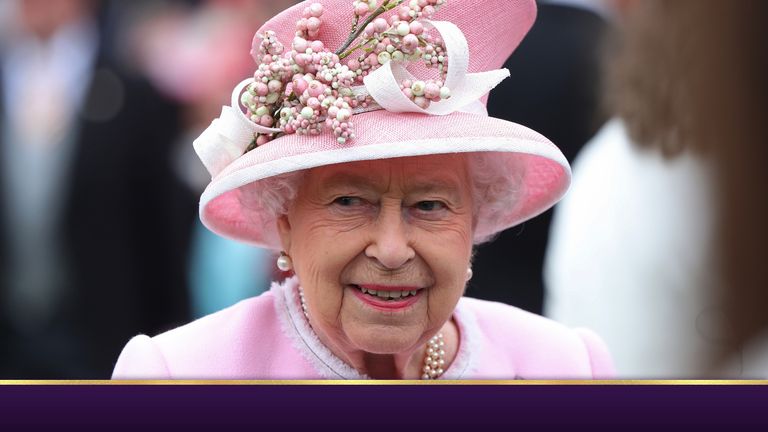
(276, 214, 292, 253)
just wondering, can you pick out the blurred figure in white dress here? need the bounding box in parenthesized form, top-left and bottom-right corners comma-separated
(543, 0, 754, 378)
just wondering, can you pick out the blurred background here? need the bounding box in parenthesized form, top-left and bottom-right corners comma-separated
(0, 0, 298, 379)
(0, 0, 765, 379)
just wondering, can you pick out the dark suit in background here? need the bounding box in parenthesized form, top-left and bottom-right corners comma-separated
(0, 13, 195, 378)
(468, 2, 610, 313)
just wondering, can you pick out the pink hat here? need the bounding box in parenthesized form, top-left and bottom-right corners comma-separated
(194, 0, 570, 250)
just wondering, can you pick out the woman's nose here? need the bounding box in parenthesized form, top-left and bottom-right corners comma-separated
(364, 207, 415, 270)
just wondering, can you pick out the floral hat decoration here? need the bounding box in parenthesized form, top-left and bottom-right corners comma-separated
(194, 0, 571, 249)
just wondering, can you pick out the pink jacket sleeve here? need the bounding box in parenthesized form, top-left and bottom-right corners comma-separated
(574, 328, 615, 379)
(112, 335, 172, 379)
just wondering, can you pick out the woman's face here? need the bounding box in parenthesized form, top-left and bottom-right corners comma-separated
(277, 154, 474, 357)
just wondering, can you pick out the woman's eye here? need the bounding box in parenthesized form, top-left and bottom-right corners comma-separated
(333, 196, 363, 207)
(415, 201, 446, 212)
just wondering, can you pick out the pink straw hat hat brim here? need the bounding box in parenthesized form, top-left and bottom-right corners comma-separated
(197, 0, 571, 249)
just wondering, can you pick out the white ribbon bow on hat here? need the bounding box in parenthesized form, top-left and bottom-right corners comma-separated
(194, 19, 510, 178)
(193, 79, 281, 178)
(361, 20, 510, 116)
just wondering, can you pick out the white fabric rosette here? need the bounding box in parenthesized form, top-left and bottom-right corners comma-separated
(193, 79, 281, 178)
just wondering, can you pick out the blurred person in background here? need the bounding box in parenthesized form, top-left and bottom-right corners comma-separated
(545, 0, 767, 377)
(0, 0, 195, 378)
(125, 0, 300, 317)
(470, 0, 611, 314)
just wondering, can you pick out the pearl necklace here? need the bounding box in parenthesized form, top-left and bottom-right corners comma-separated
(299, 287, 447, 380)
(421, 333, 446, 380)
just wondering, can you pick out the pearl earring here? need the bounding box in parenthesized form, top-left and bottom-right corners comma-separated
(466, 267, 473, 281)
(277, 252, 293, 271)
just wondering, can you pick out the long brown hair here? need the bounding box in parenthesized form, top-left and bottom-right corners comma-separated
(610, 0, 768, 366)
(708, 1, 768, 362)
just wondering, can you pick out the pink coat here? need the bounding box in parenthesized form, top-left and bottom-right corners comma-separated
(112, 277, 614, 379)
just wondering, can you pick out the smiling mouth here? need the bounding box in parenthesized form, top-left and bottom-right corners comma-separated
(350, 284, 421, 301)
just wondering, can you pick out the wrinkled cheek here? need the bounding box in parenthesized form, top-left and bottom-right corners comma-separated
(427, 263, 468, 321)
(296, 249, 347, 322)
(430, 283, 464, 319)
(426, 223, 473, 257)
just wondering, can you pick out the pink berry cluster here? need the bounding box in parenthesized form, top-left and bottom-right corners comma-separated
(399, 78, 451, 110)
(347, 0, 450, 107)
(242, 0, 451, 150)
(244, 4, 366, 147)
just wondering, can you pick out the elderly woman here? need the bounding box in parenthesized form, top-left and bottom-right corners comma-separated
(112, 0, 613, 380)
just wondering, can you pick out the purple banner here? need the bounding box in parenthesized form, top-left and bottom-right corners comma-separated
(1, 383, 766, 430)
